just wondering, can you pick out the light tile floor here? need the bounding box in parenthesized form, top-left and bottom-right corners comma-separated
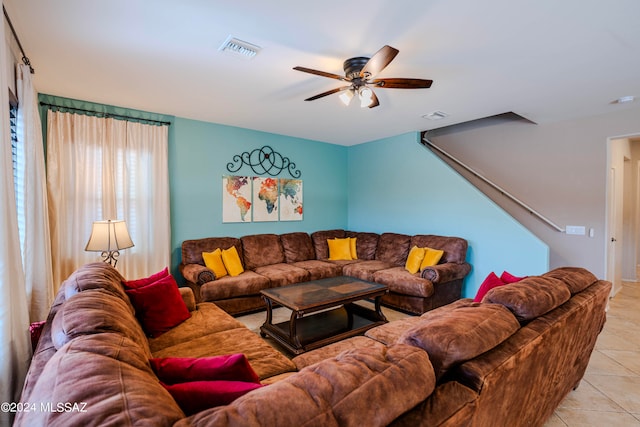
(544, 279, 640, 426)
(238, 283, 640, 426)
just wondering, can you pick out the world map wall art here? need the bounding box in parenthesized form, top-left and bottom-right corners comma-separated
(222, 175, 303, 223)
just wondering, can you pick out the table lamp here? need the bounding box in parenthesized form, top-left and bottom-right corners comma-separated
(85, 219, 134, 267)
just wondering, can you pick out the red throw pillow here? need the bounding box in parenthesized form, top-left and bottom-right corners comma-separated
(162, 380, 263, 415)
(150, 354, 260, 385)
(473, 272, 506, 302)
(500, 271, 527, 284)
(123, 267, 170, 289)
(125, 274, 191, 337)
(29, 321, 46, 351)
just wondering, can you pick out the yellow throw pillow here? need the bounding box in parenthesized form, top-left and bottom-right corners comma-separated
(202, 248, 228, 279)
(349, 237, 358, 260)
(327, 238, 353, 260)
(420, 247, 444, 271)
(221, 246, 245, 276)
(405, 246, 426, 274)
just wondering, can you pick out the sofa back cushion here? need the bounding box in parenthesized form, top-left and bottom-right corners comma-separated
(241, 234, 285, 269)
(280, 232, 316, 263)
(63, 262, 129, 301)
(375, 233, 411, 265)
(51, 289, 152, 358)
(542, 267, 598, 295)
(399, 302, 520, 380)
(310, 229, 346, 259)
(15, 333, 184, 427)
(345, 231, 379, 260)
(182, 237, 243, 266)
(410, 235, 468, 264)
(483, 276, 571, 322)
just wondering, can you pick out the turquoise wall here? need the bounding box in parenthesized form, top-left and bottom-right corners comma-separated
(347, 132, 549, 298)
(39, 94, 549, 295)
(169, 117, 348, 275)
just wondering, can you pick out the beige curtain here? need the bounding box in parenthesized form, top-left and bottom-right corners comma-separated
(16, 64, 54, 322)
(47, 110, 171, 285)
(0, 5, 31, 423)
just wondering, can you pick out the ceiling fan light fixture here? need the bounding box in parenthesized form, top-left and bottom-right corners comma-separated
(339, 88, 355, 106)
(359, 86, 373, 108)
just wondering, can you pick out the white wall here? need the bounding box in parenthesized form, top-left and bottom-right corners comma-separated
(426, 106, 640, 279)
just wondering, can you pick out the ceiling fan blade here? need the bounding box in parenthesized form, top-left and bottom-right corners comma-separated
(371, 78, 433, 89)
(360, 45, 399, 78)
(293, 66, 348, 81)
(304, 86, 350, 101)
(367, 90, 380, 108)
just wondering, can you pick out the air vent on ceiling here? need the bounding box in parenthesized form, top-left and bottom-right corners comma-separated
(422, 111, 450, 120)
(219, 36, 261, 59)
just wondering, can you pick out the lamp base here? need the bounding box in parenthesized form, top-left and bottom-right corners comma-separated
(100, 250, 120, 267)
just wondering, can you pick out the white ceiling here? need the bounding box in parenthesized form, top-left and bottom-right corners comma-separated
(4, 0, 640, 145)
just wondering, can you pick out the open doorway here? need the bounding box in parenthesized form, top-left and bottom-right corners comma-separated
(606, 135, 640, 296)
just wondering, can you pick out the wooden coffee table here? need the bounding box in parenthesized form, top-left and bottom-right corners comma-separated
(259, 276, 388, 354)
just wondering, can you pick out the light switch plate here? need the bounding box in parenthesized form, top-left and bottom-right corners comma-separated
(566, 225, 586, 235)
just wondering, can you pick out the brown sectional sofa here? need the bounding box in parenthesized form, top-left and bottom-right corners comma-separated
(180, 229, 472, 315)
(16, 262, 610, 426)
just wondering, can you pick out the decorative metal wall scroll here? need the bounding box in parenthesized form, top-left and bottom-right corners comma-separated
(226, 145, 301, 178)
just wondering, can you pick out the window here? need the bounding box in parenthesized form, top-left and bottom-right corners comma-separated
(9, 91, 25, 252)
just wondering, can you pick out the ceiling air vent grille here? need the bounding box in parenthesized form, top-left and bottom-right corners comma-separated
(219, 36, 261, 59)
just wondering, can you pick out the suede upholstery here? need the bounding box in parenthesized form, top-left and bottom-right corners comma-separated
(18, 262, 448, 427)
(291, 267, 611, 427)
(181, 229, 472, 315)
(17, 265, 611, 427)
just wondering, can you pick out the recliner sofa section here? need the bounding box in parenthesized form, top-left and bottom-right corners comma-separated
(180, 229, 471, 315)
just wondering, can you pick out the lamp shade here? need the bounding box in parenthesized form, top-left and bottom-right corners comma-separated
(85, 219, 134, 252)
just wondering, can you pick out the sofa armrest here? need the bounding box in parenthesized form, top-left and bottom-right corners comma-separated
(180, 263, 215, 285)
(178, 287, 197, 311)
(421, 262, 472, 283)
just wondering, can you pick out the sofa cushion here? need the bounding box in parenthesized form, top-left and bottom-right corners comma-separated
(182, 237, 243, 266)
(372, 267, 435, 298)
(280, 232, 316, 262)
(163, 380, 263, 416)
(175, 344, 435, 427)
(148, 302, 246, 354)
(17, 333, 184, 427)
(221, 246, 245, 276)
(124, 266, 170, 289)
(328, 237, 354, 260)
(543, 267, 598, 294)
(125, 274, 192, 338)
(200, 271, 271, 301)
(62, 262, 129, 303)
(289, 260, 343, 281)
(410, 235, 468, 264)
(473, 271, 506, 302)
(253, 263, 310, 287)
(343, 260, 395, 282)
(311, 229, 346, 259)
(151, 354, 260, 384)
(202, 249, 228, 279)
(241, 234, 285, 269)
(399, 302, 520, 379)
(405, 246, 426, 274)
(420, 247, 444, 270)
(376, 233, 411, 265)
(483, 276, 572, 322)
(151, 327, 297, 381)
(51, 289, 152, 358)
(345, 231, 379, 260)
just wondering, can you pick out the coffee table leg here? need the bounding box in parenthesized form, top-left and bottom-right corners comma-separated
(260, 297, 273, 338)
(289, 311, 303, 350)
(374, 296, 388, 322)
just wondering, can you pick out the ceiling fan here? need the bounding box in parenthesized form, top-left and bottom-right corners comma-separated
(293, 45, 433, 108)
